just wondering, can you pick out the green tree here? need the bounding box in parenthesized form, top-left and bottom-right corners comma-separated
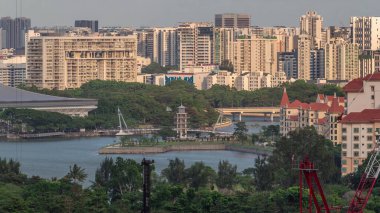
(233, 122, 248, 143)
(65, 164, 87, 184)
(251, 133, 260, 144)
(219, 60, 234, 72)
(161, 158, 186, 184)
(252, 156, 273, 191)
(216, 160, 237, 189)
(158, 126, 177, 140)
(185, 162, 216, 189)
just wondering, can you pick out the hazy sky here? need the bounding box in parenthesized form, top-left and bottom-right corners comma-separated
(0, 0, 378, 28)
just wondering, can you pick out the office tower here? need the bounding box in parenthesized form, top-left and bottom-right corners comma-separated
(325, 38, 360, 80)
(0, 28, 4, 49)
(0, 17, 31, 51)
(278, 51, 298, 79)
(300, 11, 323, 49)
(215, 13, 251, 28)
(234, 37, 279, 75)
(26, 36, 137, 90)
(74, 20, 99, 32)
(297, 35, 311, 80)
(213, 28, 234, 65)
(310, 48, 325, 80)
(177, 22, 213, 70)
(351, 17, 380, 50)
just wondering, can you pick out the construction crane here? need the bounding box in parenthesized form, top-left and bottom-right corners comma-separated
(298, 134, 380, 213)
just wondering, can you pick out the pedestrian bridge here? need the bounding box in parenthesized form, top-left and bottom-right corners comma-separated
(216, 107, 280, 122)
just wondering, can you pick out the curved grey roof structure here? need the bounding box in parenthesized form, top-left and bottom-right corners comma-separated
(0, 84, 97, 116)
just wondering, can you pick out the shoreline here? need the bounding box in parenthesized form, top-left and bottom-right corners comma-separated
(99, 143, 272, 156)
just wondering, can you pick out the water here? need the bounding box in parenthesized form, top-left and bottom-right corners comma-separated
(0, 117, 278, 186)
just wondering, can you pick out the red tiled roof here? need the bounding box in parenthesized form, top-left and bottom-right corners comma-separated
(280, 87, 290, 107)
(318, 118, 327, 125)
(362, 72, 380, 81)
(328, 97, 345, 114)
(308, 103, 330, 111)
(325, 95, 345, 103)
(341, 109, 380, 124)
(288, 100, 309, 109)
(343, 78, 363, 93)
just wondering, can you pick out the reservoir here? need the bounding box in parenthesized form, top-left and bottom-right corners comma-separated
(0, 117, 277, 186)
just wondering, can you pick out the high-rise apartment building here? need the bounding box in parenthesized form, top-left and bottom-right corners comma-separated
(215, 13, 251, 28)
(310, 48, 325, 80)
(74, 20, 99, 32)
(234, 37, 279, 75)
(297, 35, 311, 80)
(278, 51, 298, 79)
(351, 17, 380, 50)
(213, 28, 235, 65)
(300, 11, 323, 49)
(177, 22, 213, 70)
(0, 56, 26, 87)
(26, 36, 137, 90)
(325, 38, 360, 81)
(0, 17, 31, 51)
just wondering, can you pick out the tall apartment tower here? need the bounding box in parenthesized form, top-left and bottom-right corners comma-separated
(310, 48, 325, 80)
(213, 28, 235, 65)
(177, 22, 213, 70)
(300, 11, 323, 49)
(26, 36, 137, 90)
(325, 38, 360, 81)
(234, 37, 279, 75)
(74, 20, 99, 32)
(0, 17, 31, 51)
(297, 35, 311, 80)
(176, 104, 188, 139)
(351, 17, 380, 50)
(278, 51, 298, 79)
(215, 13, 251, 28)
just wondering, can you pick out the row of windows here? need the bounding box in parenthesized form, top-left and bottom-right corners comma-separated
(342, 135, 373, 141)
(342, 127, 379, 134)
(342, 143, 372, 149)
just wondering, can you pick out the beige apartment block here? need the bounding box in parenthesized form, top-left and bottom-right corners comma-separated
(213, 28, 235, 65)
(351, 17, 380, 50)
(233, 37, 279, 75)
(297, 35, 311, 80)
(177, 22, 213, 71)
(343, 73, 380, 114)
(341, 109, 380, 175)
(26, 36, 137, 90)
(325, 38, 360, 81)
(300, 11, 323, 49)
(0, 56, 26, 87)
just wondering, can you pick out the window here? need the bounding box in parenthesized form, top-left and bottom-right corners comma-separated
(342, 167, 347, 173)
(371, 95, 375, 100)
(354, 151, 359, 157)
(371, 86, 375, 92)
(354, 128, 359, 133)
(354, 136, 359, 141)
(354, 160, 359, 165)
(368, 136, 373, 141)
(342, 160, 347, 165)
(342, 143, 347, 149)
(342, 151, 347, 157)
(342, 136, 347, 141)
(368, 128, 373, 133)
(342, 128, 347, 133)
(368, 144, 373, 149)
(354, 144, 359, 149)
(335, 136, 337, 140)
(376, 128, 380, 134)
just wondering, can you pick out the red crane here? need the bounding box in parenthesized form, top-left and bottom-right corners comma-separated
(298, 146, 380, 213)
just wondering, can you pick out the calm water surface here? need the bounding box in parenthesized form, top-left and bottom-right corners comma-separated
(0, 118, 278, 186)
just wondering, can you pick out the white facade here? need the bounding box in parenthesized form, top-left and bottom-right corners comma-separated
(0, 56, 26, 87)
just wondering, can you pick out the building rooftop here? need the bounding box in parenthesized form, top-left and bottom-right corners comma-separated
(343, 73, 380, 93)
(341, 109, 380, 124)
(0, 84, 97, 108)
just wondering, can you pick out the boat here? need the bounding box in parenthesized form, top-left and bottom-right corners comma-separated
(116, 108, 133, 136)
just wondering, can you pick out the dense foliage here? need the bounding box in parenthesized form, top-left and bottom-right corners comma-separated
(1, 128, 380, 212)
(14, 79, 343, 133)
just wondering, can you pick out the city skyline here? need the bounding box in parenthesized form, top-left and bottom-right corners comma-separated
(0, 0, 378, 27)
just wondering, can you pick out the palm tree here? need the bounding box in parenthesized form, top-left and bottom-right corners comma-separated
(66, 164, 88, 184)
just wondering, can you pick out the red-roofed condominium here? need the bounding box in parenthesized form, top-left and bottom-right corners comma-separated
(279, 87, 344, 145)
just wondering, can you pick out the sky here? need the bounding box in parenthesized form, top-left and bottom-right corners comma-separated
(0, 0, 378, 28)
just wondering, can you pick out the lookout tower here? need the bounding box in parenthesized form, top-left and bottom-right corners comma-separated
(176, 104, 188, 139)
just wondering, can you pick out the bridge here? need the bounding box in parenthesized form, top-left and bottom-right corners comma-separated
(216, 107, 280, 122)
